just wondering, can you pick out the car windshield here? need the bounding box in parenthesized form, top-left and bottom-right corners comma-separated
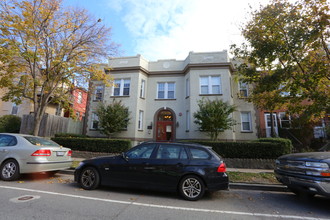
(24, 136, 60, 147)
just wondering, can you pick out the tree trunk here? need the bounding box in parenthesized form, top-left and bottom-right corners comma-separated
(33, 114, 42, 136)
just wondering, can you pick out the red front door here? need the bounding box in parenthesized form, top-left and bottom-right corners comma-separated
(156, 110, 174, 142)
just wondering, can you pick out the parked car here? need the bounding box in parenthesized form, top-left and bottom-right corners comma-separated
(74, 142, 229, 201)
(0, 133, 72, 181)
(275, 152, 330, 198)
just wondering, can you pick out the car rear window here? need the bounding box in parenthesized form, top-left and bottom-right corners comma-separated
(189, 148, 210, 159)
(24, 136, 60, 147)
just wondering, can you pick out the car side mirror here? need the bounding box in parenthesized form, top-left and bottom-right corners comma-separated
(122, 152, 128, 161)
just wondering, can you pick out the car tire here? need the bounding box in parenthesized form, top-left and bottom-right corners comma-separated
(0, 159, 20, 181)
(79, 167, 100, 190)
(178, 175, 205, 201)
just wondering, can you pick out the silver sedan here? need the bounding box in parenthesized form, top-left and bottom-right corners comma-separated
(0, 133, 72, 181)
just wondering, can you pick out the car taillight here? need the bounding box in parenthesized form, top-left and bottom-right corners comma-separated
(31, 149, 51, 156)
(67, 150, 72, 156)
(217, 163, 226, 173)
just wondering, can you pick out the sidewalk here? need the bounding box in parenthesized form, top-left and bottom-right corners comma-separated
(62, 157, 288, 192)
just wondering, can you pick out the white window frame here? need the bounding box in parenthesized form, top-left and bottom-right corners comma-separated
(77, 91, 83, 104)
(199, 76, 221, 95)
(239, 80, 249, 97)
(140, 79, 145, 98)
(138, 110, 144, 130)
(241, 112, 252, 132)
(11, 103, 18, 115)
(94, 85, 104, 101)
(112, 78, 130, 96)
(91, 112, 99, 129)
(157, 82, 175, 99)
(186, 110, 190, 131)
(186, 78, 190, 97)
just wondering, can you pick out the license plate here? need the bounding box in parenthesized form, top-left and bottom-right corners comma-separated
(56, 151, 65, 156)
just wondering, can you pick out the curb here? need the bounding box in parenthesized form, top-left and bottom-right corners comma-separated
(59, 169, 288, 192)
(229, 183, 288, 192)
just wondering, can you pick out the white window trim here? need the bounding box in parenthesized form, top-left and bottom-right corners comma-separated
(140, 79, 145, 98)
(112, 78, 130, 96)
(241, 112, 252, 132)
(138, 110, 144, 130)
(239, 80, 249, 97)
(77, 91, 83, 104)
(157, 82, 176, 99)
(186, 78, 190, 97)
(91, 112, 99, 129)
(199, 75, 221, 95)
(186, 110, 190, 131)
(93, 85, 104, 101)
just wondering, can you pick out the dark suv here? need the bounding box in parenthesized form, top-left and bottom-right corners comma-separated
(275, 152, 330, 198)
(74, 142, 229, 201)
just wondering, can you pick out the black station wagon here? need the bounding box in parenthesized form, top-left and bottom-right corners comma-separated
(74, 142, 229, 201)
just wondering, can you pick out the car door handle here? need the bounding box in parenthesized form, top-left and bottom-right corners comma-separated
(176, 163, 184, 167)
(144, 167, 156, 170)
(0, 149, 8, 153)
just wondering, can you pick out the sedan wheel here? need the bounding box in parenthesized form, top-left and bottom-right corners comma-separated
(1, 159, 20, 181)
(179, 175, 205, 201)
(79, 167, 100, 190)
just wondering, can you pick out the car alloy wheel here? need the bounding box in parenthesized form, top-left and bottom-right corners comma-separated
(179, 175, 205, 201)
(0, 159, 20, 181)
(80, 167, 100, 190)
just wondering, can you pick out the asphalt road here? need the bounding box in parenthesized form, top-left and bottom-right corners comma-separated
(0, 173, 329, 220)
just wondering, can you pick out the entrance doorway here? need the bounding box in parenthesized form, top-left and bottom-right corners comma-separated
(156, 110, 175, 141)
(264, 113, 278, 137)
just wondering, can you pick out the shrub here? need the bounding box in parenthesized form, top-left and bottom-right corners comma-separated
(51, 137, 131, 153)
(54, 133, 89, 138)
(185, 138, 292, 159)
(0, 115, 21, 133)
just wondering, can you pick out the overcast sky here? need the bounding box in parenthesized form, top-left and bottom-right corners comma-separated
(66, 0, 270, 61)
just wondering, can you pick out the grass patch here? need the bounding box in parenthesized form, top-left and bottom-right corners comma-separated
(228, 171, 278, 184)
(71, 160, 81, 169)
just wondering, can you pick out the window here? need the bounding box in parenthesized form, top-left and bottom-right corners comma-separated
(113, 79, 130, 96)
(200, 76, 221, 95)
(0, 135, 17, 147)
(55, 105, 62, 116)
(77, 92, 83, 104)
(138, 110, 144, 130)
(186, 110, 190, 131)
(91, 113, 99, 129)
(156, 144, 188, 159)
(241, 112, 252, 132)
(126, 144, 156, 159)
(11, 103, 18, 115)
(186, 78, 190, 97)
(157, 82, 175, 99)
(279, 112, 291, 128)
(94, 85, 104, 101)
(140, 79, 145, 98)
(239, 80, 248, 97)
(189, 148, 210, 159)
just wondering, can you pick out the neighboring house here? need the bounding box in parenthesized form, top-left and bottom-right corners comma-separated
(85, 51, 258, 142)
(64, 88, 88, 121)
(0, 88, 64, 117)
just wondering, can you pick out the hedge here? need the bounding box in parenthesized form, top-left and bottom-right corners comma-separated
(54, 133, 89, 138)
(186, 138, 293, 159)
(51, 137, 131, 153)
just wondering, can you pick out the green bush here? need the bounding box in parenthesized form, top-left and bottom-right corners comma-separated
(0, 115, 21, 133)
(51, 137, 131, 153)
(54, 133, 89, 138)
(186, 138, 292, 159)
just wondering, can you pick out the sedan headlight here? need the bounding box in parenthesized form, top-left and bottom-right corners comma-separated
(305, 162, 329, 168)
